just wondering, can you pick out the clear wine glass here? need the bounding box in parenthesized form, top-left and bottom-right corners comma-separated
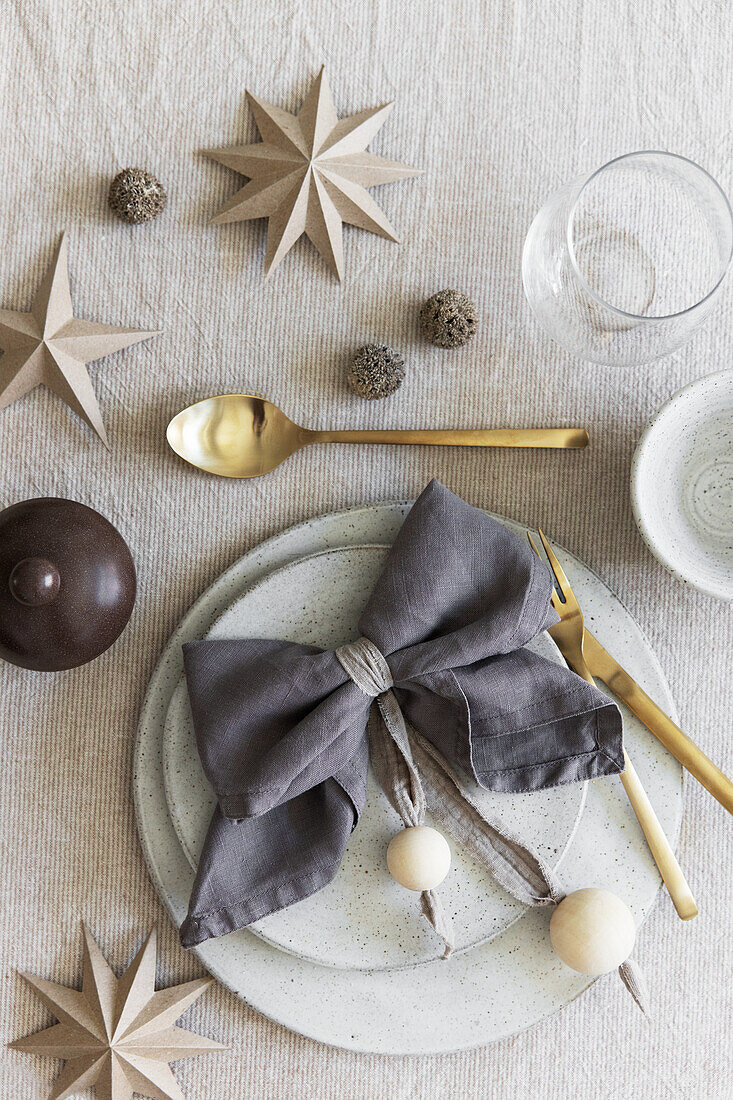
(522, 151, 733, 366)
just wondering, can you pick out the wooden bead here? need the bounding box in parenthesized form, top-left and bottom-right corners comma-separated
(550, 888, 636, 975)
(386, 826, 451, 892)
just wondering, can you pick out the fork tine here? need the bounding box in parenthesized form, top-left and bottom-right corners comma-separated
(537, 528, 576, 607)
(526, 531, 541, 558)
(527, 531, 563, 613)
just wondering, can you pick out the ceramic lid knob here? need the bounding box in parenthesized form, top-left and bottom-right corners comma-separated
(9, 557, 61, 607)
(0, 498, 136, 672)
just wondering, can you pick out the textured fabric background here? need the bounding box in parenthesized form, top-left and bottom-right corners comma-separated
(1, 1, 732, 1097)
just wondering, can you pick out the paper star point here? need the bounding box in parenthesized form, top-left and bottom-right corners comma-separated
(9, 924, 226, 1100)
(206, 67, 422, 280)
(0, 233, 161, 446)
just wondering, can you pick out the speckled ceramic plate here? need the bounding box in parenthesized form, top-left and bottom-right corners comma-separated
(162, 544, 586, 971)
(134, 501, 683, 1054)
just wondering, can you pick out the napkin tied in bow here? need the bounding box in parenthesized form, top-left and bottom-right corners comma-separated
(180, 481, 623, 950)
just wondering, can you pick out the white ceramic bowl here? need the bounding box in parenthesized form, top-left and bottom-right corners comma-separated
(631, 369, 733, 600)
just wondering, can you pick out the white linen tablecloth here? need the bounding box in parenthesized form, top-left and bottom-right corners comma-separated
(2, 1, 732, 1096)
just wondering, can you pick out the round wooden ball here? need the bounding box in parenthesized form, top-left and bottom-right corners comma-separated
(550, 888, 636, 975)
(0, 498, 136, 672)
(386, 825, 451, 892)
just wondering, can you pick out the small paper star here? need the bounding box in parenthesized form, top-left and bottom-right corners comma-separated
(8, 924, 226, 1100)
(206, 66, 422, 280)
(0, 234, 161, 447)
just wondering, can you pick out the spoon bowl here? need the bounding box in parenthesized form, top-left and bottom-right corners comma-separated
(167, 395, 313, 478)
(167, 394, 589, 479)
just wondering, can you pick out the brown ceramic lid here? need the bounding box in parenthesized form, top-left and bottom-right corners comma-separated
(0, 498, 136, 671)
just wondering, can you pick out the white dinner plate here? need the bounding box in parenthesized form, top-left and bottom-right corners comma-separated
(163, 544, 587, 971)
(134, 501, 683, 1054)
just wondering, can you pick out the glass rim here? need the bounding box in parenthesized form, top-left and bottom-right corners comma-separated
(565, 150, 733, 323)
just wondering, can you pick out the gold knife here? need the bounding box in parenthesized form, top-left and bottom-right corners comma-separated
(583, 631, 733, 816)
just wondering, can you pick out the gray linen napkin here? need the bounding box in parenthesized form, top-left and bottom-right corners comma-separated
(180, 480, 623, 948)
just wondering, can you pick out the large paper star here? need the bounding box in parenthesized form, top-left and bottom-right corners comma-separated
(206, 67, 422, 280)
(8, 924, 226, 1100)
(0, 234, 161, 447)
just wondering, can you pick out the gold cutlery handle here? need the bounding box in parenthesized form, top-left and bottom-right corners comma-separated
(619, 750, 698, 921)
(584, 632, 733, 817)
(313, 428, 589, 449)
(574, 662, 697, 921)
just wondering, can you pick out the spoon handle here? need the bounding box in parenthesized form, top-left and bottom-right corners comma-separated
(313, 428, 589, 449)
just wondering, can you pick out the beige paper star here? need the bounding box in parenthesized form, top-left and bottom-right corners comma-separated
(0, 234, 161, 447)
(206, 67, 422, 280)
(9, 924, 226, 1100)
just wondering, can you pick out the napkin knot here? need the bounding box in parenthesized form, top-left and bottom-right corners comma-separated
(335, 636, 394, 697)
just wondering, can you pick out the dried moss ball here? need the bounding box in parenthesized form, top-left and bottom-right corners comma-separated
(419, 289, 477, 348)
(108, 168, 166, 224)
(347, 344, 405, 400)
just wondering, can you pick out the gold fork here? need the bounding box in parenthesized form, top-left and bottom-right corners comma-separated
(528, 529, 698, 921)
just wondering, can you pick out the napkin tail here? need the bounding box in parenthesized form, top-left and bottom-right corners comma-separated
(421, 889, 453, 960)
(370, 692, 426, 827)
(408, 731, 653, 1014)
(367, 686, 565, 958)
(410, 726, 564, 907)
(367, 694, 455, 956)
(618, 957, 651, 1016)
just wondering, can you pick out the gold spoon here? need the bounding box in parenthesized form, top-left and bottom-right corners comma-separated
(166, 394, 589, 479)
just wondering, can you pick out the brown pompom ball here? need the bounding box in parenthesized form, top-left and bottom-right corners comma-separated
(347, 345, 405, 400)
(419, 289, 477, 348)
(108, 168, 167, 224)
